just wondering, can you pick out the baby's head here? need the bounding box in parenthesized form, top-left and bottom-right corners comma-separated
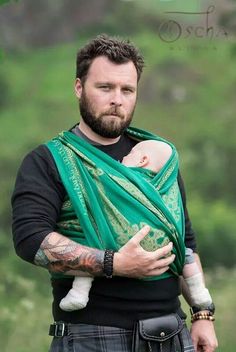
(122, 140, 172, 172)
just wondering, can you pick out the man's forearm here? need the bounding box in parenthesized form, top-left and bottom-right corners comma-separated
(34, 231, 104, 276)
(34, 226, 175, 279)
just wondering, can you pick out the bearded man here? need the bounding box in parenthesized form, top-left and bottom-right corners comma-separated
(12, 34, 218, 352)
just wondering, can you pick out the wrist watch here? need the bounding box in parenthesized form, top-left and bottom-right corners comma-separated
(190, 302, 215, 315)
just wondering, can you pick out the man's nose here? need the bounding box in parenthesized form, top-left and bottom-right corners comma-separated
(110, 89, 122, 106)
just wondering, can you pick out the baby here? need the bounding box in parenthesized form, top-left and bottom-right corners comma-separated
(59, 140, 212, 311)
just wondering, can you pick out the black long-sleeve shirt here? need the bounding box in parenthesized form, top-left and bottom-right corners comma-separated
(12, 130, 197, 329)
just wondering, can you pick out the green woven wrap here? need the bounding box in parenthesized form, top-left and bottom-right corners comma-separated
(46, 127, 186, 281)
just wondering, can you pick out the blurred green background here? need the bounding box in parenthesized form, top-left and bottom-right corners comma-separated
(0, 0, 236, 351)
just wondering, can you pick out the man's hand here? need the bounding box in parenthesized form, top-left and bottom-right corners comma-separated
(191, 320, 218, 351)
(113, 225, 175, 278)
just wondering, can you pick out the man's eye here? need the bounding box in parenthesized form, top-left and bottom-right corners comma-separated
(123, 88, 133, 94)
(99, 86, 110, 91)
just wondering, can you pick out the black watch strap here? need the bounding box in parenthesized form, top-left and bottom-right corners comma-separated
(190, 302, 215, 315)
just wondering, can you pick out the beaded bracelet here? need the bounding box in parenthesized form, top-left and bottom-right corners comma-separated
(103, 249, 115, 278)
(191, 311, 215, 323)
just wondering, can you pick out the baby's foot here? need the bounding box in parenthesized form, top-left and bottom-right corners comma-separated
(59, 289, 89, 312)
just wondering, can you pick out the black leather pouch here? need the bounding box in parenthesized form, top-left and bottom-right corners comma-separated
(132, 313, 184, 352)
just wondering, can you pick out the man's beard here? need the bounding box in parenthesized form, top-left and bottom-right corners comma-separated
(79, 91, 135, 138)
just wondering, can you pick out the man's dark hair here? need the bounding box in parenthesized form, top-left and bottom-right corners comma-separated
(76, 34, 144, 83)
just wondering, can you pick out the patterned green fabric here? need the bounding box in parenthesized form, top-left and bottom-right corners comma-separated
(46, 127, 185, 280)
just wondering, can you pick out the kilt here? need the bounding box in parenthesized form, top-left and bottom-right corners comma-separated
(49, 321, 195, 352)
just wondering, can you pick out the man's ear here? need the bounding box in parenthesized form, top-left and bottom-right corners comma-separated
(139, 155, 149, 167)
(75, 78, 83, 99)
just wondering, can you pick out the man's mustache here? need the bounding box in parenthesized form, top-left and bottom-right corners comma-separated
(102, 107, 124, 119)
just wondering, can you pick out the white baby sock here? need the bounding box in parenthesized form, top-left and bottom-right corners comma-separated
(185, 273, 212, 307)
(59, 276, 94, 312)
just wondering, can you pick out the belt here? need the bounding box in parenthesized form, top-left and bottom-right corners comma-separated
(49, 322, 68, 337)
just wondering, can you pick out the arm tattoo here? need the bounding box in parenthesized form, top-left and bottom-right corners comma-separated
(34, 232, 104, 276)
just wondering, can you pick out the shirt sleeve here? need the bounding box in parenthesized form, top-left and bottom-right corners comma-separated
(177, 172, 197, 252)
(11, 145, 66, 263)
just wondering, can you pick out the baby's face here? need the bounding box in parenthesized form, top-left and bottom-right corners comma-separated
(122, 145, 143, 167)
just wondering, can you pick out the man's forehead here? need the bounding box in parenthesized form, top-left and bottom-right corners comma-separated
(87, 56, 138, 82)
